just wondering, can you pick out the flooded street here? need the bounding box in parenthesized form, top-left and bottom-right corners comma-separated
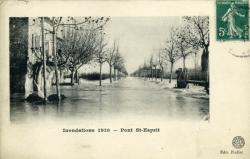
(10, 77, 209, 123)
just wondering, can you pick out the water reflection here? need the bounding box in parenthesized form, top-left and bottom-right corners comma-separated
(10, 77, 209, 123)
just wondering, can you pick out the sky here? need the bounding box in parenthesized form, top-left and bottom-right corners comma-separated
(81, 17, 203, 74)
(105, 17, 180, 74)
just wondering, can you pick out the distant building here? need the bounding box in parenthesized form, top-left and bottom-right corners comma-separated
(132, 66, 161, 78)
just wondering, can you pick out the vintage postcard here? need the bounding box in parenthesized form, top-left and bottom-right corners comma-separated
(0, 0, 249, 159)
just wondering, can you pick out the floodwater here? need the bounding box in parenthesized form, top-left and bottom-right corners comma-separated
(10, 77, 209, 123)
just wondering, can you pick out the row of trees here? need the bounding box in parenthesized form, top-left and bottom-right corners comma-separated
(133, 16, 209, 83)
(94, 35, 127, 86)
(37, 17, 127, 101)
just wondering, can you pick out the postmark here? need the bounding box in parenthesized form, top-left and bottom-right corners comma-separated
(216, 0, 249, 41)
(232, 136, 245, 149)
(228, 48, 250, 58)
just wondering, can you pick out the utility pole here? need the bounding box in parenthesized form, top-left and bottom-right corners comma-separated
(41, 17, 47, 102)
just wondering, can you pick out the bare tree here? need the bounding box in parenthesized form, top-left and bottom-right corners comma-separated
(183, 16, 209, 73)
(149, 55, 154, 80)
(43, 17, 66, 100)
(37, 16, 109, 100)
(95, 33, 108, 86)
(162, 29, 181, 83)
(115, 57, 126, 80)
(40, 17, 47, 101)
(106, 41, 117, 83)
(60, 28, 98, 85)
(157, 49, 167, 82)
(57, 17, 110, 85)
(113, 50, 123, 81)
(175, 26, 193, 69)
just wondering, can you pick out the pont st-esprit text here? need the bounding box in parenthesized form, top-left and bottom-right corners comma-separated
(62, 128, 160, 133)
(120, 128, 160, 133)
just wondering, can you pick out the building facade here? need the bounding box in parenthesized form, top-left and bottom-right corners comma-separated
(10, 17, 64, 98)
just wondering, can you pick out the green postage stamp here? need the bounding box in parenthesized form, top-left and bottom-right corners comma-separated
(216, 0, 249, 41)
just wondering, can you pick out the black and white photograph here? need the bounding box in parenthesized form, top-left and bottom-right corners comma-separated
(2, 1, 250, 159)
(9, 16, 209, 123)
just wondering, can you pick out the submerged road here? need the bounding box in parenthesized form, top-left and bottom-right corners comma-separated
(10, 77, 209, 123)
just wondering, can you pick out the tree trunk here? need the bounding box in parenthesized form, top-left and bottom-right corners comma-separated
(183, 56, 186, 70)
(41, 17, 47, 101)
(148, 70, 150, 80)
(194, 52, 197, 80)
(52, 26, 61, 100)
(144, 70, 146, 80)
(201, 46, 209, 72)
(99, 63, 102, 86)
(59, 69, 62, 83)
(161, 67, 163, 82)
(201, 46, 209, 83)
(151, 68, 153, 80)
(70, 69, 75, 85)
(113, 67, 116, 81)
(169, 62, 174, 83)
(109, 64, 112, 83)
(75, 69, 79, 85)
(155, 66, 157, 80)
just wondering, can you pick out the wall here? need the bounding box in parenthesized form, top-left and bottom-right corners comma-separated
(9, 17, 28, 93)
